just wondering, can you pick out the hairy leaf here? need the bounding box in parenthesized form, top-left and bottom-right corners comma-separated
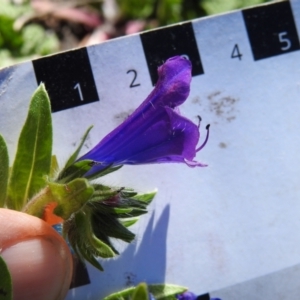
(7, 84, 52, 210)
(66, 210, 115, 271)
(23, 178, 93, 220)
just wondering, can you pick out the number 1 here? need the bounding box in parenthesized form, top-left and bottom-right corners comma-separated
(74, 83, 84, 101)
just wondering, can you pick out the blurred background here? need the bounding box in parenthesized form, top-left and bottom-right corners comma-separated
(0, 0, 271, 68)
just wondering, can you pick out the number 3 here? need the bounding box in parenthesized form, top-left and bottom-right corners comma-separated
(278, 32, 291, 51)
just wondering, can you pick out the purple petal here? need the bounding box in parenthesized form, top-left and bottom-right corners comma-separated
(176, 291, 197, 300)
(78, 56, 208, 175)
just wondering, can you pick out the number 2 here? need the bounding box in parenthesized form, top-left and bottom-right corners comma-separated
(127, 70, 140, 88)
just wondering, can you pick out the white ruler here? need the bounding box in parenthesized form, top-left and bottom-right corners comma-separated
(1, 0, 300, 299)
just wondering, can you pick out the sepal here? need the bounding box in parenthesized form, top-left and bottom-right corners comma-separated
(23, 178, 94, 219)
(65, 209, 116, 271)
(56, 160, 96, 183)
(63, 126, 93, 170)
(62, 188, 155, 270)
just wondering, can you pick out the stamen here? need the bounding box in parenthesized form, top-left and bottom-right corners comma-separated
(196, 124, 210, 152)
(197, 115, 202, 128)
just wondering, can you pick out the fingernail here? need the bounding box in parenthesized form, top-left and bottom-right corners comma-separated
(2, 237, 72, 300)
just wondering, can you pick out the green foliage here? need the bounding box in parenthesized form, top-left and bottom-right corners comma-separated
(0, 0, 269, 67)
(20, 24, 59, 56)
(65, 210, 116, 271)
(0, 0, 59, 68)
(7, 84, 52, 211)
(116, 0, 269, 25)
(0, 255, 12, 300)
(201, 0, 268, 15)
(0, 1, 30, 53)
(65, 186, 155, 270)
(0, 135, 9, 208)
(0, 84, 156, 271)
(132, 283, 149, 300)
(104, 282, 187, 300)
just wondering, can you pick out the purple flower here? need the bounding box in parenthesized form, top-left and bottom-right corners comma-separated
(176, 291, 197, 300)
(79, 56, 209, 175)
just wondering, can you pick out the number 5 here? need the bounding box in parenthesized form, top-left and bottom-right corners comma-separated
(278, 32, 291, 51)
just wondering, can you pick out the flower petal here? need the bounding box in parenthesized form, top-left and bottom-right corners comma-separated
(78, 56, 208, 176)
(80, 56, 192, 161)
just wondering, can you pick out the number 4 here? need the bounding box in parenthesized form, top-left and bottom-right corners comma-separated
(231, 44, 242, 60)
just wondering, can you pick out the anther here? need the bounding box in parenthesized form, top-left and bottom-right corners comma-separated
(197, 115, 202, 128)
(196, 123, 210, 152)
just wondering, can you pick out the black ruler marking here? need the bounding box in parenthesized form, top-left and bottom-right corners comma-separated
(69, 254, 91, 289)
(32, 48, 99, 113)
(140, 22, 204, 85)
(242, 0, 300, 61)
(197, 293, 210, 300)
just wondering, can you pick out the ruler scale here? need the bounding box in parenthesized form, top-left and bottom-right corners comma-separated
(1, 0, 300, 299)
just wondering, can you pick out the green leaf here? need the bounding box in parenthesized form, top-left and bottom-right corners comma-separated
(148, 284, 187, 299)
(0, 135, 9, 207)
(132, 283, 149, 300)
(103, 286, 135, 300)
(63, 126, 93, 170)
(0, 255, 12, 300)
(7, 84, 52, 211)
